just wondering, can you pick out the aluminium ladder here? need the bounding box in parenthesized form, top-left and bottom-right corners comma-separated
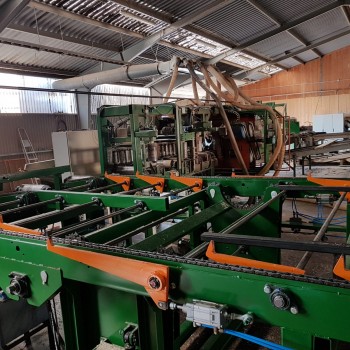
(17, 128, 39, 184)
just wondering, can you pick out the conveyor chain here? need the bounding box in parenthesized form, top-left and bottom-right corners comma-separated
(1, 229, 350, 290)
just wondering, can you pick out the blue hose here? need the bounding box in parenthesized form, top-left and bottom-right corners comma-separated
(202, 324, 293, 350)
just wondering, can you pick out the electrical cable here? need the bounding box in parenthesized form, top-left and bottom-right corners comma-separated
(202, 324, 293, 350)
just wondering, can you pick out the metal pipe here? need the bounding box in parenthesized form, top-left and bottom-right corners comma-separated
(11, 200, 100, 226)
(52, 202, 143, 237)
(163, 183, 200, 197)
(1, 197, 61, 216)
(296, 191, 347, 269)
(64, 183, 91, 191)
(184, 242, 209, 258)
(0, 199, 20, 209)
(201, 233, 350, 255)
(105, 207, 188, 245)
(87, 182, 126, 193)
(118, 183, 161, 195)
(220, 191, 286, 235)
(53, 59, 175, 90)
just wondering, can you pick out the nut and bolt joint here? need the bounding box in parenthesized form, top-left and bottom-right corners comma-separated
(263, 284, 273, 294)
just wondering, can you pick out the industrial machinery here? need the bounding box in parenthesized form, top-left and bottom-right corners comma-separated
(1, 168, 350, 349)
(97, 103, 281, 177)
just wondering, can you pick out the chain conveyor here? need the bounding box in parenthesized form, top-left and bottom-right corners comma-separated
(0, 170, 350, 349)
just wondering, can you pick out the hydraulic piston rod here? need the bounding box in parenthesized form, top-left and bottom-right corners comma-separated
(52, 202, 144, 237)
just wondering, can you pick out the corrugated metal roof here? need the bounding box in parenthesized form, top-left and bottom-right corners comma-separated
(194, 1, 278, 44)
(255, 0, 337, 23)
(277, 58, 300, 69)
(0, 0, 348, 84)
(0, 43, 93, 72)
(293, 7, 348, 43)
(14, 7, 141, 49)
(317, 33, 350, 55)
(295, 50, 320, 62)
(133, 0, 217, 21)
(249, 32, 302, 59)
(1, 28, 117, 59)
(33, 0, 168, 36)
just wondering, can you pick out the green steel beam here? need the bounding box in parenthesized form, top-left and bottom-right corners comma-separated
(34, 190, 169, 211)
(0, 233, 350, 346)
(130, 201, 232, 251)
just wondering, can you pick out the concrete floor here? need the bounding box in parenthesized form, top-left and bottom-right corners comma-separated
(7, 166, 350, 349)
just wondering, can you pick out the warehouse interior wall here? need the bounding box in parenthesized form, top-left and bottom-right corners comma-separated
(240, 45, 350, 126)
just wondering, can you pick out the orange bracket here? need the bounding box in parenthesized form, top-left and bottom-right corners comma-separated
(206, 241, 305, 275)
(333, 255, 350, 281)
(136, 172, 165, 193)
(47, 239, 169, 309)
(0, 216, 41, 236)
(170, 173, 203, 192)
(307, 174, 350, 201)
(105, 173, 131, 191)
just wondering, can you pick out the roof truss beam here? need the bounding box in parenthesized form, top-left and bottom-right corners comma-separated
(0, 37, 127, 65)
(15, 3, 248, 71)
(0, 0, 30, 33)
(234, 26, 350, 80)
(84, 0, 235, 73)
(0, 61, 76, 78)
(112, 0, 284, 69)
(206, 1, 342, 64)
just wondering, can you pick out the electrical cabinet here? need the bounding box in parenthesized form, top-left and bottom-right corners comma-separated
(312, 113, 350, 133)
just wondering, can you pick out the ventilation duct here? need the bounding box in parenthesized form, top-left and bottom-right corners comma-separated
(53, 58, 176, 90)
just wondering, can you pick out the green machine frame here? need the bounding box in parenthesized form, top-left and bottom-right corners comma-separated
(0, 171, 350, 349)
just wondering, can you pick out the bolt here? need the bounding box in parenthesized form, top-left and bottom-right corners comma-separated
(290, 306, 299, 315)
(273, 295, 286, 309)
(6, 282, 18, 295)
(0, 290, 8, 303)
(242, 314, 254, 326)
(40, 271, 48, 285)
(264, 284, 272, 294)
(148, 276, 161, 290)
(158, 301, 167, 310)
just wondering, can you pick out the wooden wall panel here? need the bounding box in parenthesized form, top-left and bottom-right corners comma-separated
(241, 46, 350, 97)
(270, 94, 350, 126)
(240, 45, 350, 125)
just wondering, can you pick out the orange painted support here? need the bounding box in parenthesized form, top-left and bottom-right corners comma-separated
(307, 175, 350, 201)
(0, 216, 41, 235)
(136, 172, 165, 192)
(206, 241, 305, 275)
(105, 173, 131, 191)
(333, 255, 350, 281)
(170, 173, 203, 192)
(47, 239, 169, 309)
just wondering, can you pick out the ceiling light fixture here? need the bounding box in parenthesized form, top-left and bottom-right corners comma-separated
(120, 10, 155, 26)
(194, 38, 217, 50)
(237, 54, 253, 61)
